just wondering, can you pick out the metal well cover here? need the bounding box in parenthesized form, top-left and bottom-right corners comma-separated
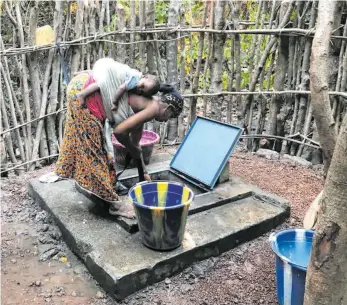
(170, 116, 243, 190)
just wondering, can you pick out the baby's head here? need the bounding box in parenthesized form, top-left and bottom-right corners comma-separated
(137, 74, 160, 97)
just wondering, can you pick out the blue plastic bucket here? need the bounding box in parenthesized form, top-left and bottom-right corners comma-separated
(269, 229, 314, 305)
(128, 181, 194, 251)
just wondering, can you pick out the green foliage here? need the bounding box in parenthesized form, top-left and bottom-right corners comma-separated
(290, 9, 297, 21)
(241, 70, 250, 89)
(118, 0, 131, 18)
(105, 0, 276, 93)
(222, 71, 229, 90)
(155, 1, 169, 24)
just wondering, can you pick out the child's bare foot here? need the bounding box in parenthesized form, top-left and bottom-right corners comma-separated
(109, 201, 136, 219)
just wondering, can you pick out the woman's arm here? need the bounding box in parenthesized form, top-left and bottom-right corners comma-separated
(130, 126, 150, 181)
(131, 126, 148, 172)
(113, 103, 157, 159)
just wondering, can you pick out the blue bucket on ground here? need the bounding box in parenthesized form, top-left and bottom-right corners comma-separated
(269, 229, 314, 305)
(128, 181, 194, 251)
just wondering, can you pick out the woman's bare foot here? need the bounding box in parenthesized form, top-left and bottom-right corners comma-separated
(109, 201, 136, 219)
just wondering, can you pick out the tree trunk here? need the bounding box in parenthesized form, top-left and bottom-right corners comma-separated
(304, 112, 347, 305)
(166, 0, 180, 142)
(209, 0, 226, 122)
(309, 0, 338, 175)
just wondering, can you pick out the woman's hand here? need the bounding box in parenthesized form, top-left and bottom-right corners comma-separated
(77, 93, 86, 108)
(73, 70, 91, 77)
(144, 173, 151, 182)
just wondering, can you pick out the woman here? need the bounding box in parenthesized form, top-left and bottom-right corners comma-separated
(55, 73, 183, 219)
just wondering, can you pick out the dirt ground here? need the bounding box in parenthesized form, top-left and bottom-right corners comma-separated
(1, 147, 324, 305)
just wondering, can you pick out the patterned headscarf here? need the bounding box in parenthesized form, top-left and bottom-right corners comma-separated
(159, 84, 184, 118)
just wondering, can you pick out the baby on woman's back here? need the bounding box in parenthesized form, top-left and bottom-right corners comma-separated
(76, 58, 160, 113)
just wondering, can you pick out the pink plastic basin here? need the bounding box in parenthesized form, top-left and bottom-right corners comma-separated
(112, 130, 160, 168)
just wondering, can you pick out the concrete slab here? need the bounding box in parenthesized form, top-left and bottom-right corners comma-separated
(28, 177, 289, 300)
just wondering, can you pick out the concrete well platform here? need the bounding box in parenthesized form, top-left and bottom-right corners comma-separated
(28, 155, 290, 300)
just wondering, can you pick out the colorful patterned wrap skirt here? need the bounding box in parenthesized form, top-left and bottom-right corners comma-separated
(55, 73, 119, 202)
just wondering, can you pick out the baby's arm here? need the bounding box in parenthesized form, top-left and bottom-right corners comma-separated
(77, 82, 100, 107)
(111, 83, 127, 111)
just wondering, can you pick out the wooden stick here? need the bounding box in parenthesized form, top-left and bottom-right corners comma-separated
(161, 133, 321, 149)
(29, 49, 55, 171)
(0, 154, 59, 174)
(202, 1, 215, 117)
(242, 0, 295, 119)
(129, 0, 136, 66)
(71, 0, 85, 74)
(0, 108, 67, 136)
(0, 62, 26, 163)
(189, 1, 211, 124)
(0, 85, 18, 170)
(139, 0, 146, 72)
(3, 27, 347, 57)
(2, 88, 347, 137)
